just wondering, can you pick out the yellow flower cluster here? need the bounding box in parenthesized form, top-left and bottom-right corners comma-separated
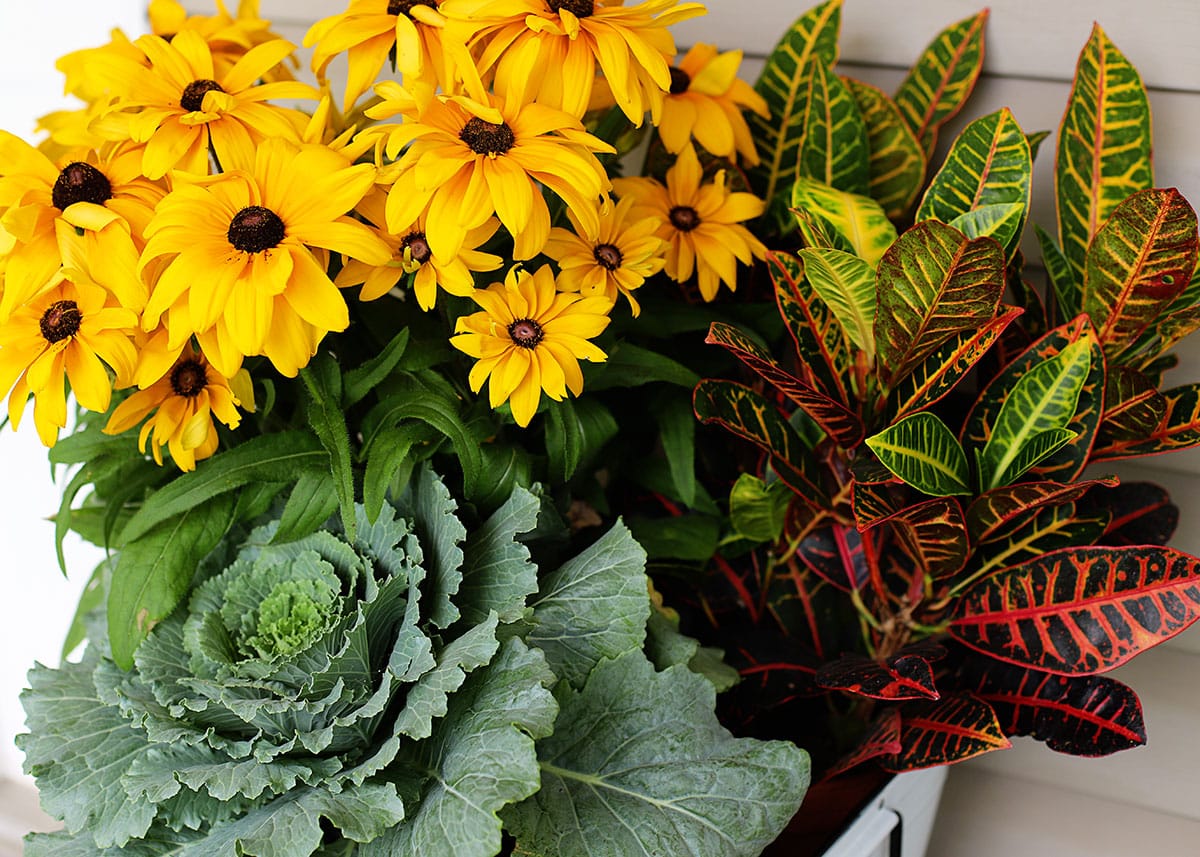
(0, 0, 774, 462)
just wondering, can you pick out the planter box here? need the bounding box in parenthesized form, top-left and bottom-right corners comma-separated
(819, 768, 948, 857)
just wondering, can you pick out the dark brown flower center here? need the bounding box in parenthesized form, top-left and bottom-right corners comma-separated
(669, 205, 701, 232)
(508, 318, 544, 348)
(51, 162, 113, 211)
(388, 0, 436, 14)
(547, 0, 594, 17)
(228, 206, 286, 253)
(593, 243, 623, 271)
(181, 79, 225, 112)
(39, 300, 82, 343)
(460, 117, 516, 156)
(170, 359, 208, 398)
(668, 67, 691, 94)
(402, 232, 432, 265)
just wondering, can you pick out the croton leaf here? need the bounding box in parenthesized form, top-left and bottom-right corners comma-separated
(729, 473, 794, 543)
(822, 710, 902, 781)
(795, 524, 871, 592)
(706, 321, 863, 445)
(866, 412, 971, 496)
(882, 496, 969, 581)
(951, 545, 1200, 675)
(791, 178, 898, 266)
(965, 477, 1119, 543)
(844, 77, 926, 219)
(770, 251, 854, 406)
(798, 248, 876, 360)
(874, 220, 1006, 387)
(893, 9, 989, 158)
(1127, 305, 1200, 370)
(1056, 25, 1154, 287)
(799, 57, 870, 195)
(792, 206, 857, 255)
(961, 658, 1145, 756)
(881, 694, 1010, 771)
(1083, 188, 1199, 355)
(1090, 383, 1200, 461)
(947, 203, 1025, 250)
(850, 458, 904, 530)
(815, 652, 939, 700)
(917, 107, 1032, 259)
(1078, 481, 1178, 547)
(1099, 366, 1168, 442)
(751, 0, 842, 203)
(1036, 224, 1081, 323)
(969, 502, 1110, 586)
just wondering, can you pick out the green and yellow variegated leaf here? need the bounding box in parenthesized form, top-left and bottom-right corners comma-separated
(1091, 383, 1200, 461)
(978, 337, 1093, 490)
(798, 248, 876, 361)
(874, 221, 1006, 387)
(1083, 188, 1199, 356)
(1036, 224, 1080, 322)
(751, 0, 843, 203)
(893, 10, 989, 158)
(799, 59, 870, 194)
(866, 412, 971, 496)
(972, 502, 1109, 576)
(793, 207, 857, 255)
(1099, 366, 1166, 442)
(917, 108, 1032, 257)
(1026, 130, 1051, 160)
(792, 178, 897, 266)
(1056, 25, 1154, 285)
(844, 77, 926, 219)
(769, 251, 855, 405)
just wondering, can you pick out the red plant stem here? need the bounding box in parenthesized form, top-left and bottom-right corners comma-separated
(713, 554, 760, 624)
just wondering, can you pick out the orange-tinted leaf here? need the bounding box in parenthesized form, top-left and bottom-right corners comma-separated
(1090, 384, 1200, 462)
(881, 694, 1010, 771)
(1100, 366, 1168, 442)
(822, 710, 903, 781)
(816, 652, 939, 700)
(769, 251, 854, 406)
(951, 545, 1200, 675)
(966, 477, 1119, 542)
(877, 497, 969, 581)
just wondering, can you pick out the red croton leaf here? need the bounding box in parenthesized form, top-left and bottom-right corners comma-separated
(1078, 481, 1178, 546)
(1090, 383, 1200, 462)
(876, 497, 969, 582)
(950, 545, 1200, 675)
(795, 524, 873, 591)
(816, 650, 940, 701)
(881, 694, 1011, 771)
(1099, 366, 1168, 442)
(822, 709, 903, 782)
(962, 659, 1146, 756)
(850, 459, 904, 529)
(965, 477, 1119, 542)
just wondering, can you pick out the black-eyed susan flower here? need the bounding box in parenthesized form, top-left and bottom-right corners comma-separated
(442, 0, 706, 124)
(658, 43, 769, 165)
(336, 189, 502, 308)
(451, 264, 611, 426)
(88, 30, 317, 179)
(0, 277, 138, 446)
(306, 1, 461, 112)
(383, 90, 614, 261)
(104, 345, 247, 471)
(139, 138, 392, 378)
(613, 144, 766, 301)
(544, 195, 665, 316)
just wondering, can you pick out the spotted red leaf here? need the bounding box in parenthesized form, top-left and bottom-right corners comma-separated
(881, 694, 1011, 771)
(950, 545, 1200, 675)
(822, 709, 903, 781)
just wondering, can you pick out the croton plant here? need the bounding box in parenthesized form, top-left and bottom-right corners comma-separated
(681, 1, 1200, 780)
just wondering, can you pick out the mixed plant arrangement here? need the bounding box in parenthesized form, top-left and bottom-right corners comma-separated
(5, 0, 1200, 855)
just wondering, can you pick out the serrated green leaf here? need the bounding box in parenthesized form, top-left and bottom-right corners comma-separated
(866, 412, 971, 496)
(729, 473, 792, 543)
(979, 337, 1093, 490)
(458, 486, 540, 625)
(791, 178, 897, 266)
(393, 617, 500, 741)
(272, 471, 339, 545)
(1057, 25, 1154, 286)
(342, 328, 409, 407)
(894, 10, 988, 157)
(798, 247, 876, 359)
(529, 521, 648, 688)
(117, 431, 325, 545)
(646, 612, 740, 693)
(396, 464, 466, 630)
(844, 77, 927, 219)
(505, 652, 809, 857)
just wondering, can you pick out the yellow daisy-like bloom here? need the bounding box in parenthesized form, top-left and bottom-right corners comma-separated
(89, 30, 317, 179)
(104, 345, 246, 471)
(0, 137, 163, 318)
(384, 90, 614, 261)
(452, 264, 611, 426)
(139, 138, 392, 378)
(544, 195, 665, 316)
(336, 190, 502, 308)
(613, 144, 766, 301)
(0, 277, 138, 446)
(306, 0, 461, 113)
(442, 0, 706, 124)
(658, 43, 769, 165)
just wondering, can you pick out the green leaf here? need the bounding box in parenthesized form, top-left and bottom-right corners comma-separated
(865, 412, 972, 496)
(799, 57, 870, 195)
(1036, 224, 1080, 322)
(587, 341, 700, 389)
(894, 10, 989, 157)
(652, 391, 697, 507)
(368, 640, 556, 857)
(1056, 25, 1154, 286)
(302, 356, 357, 543)
(272, 471, 339, 545)
(844, 76, 926, 219)
(361, 422, 439, 523)
(750, 0, 843, 202)
(874, 220, 1006, 387)
(393, 618, 500, 741)
(979, 337, 1094, 490)
(109, 493, 238, 669)
(505, 652, 810, 857)
(729, 473, 792, 543)
(793, 206, 857, 255)
(545, 398, 617, 483)
(917, 108, 1033, 258)
(798, 248, 876, 360)
(397, 464, 466, 630)
(529, 521, 649, 688)
(626, 514, 720, 562)
(791, 178, 897, 266)
(458, 486, 541, 625)
(117, 431, 325, 546)
(62, 559, 111, 659)
(342, 328, 409, 407)
(646, 612, 740, 693)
